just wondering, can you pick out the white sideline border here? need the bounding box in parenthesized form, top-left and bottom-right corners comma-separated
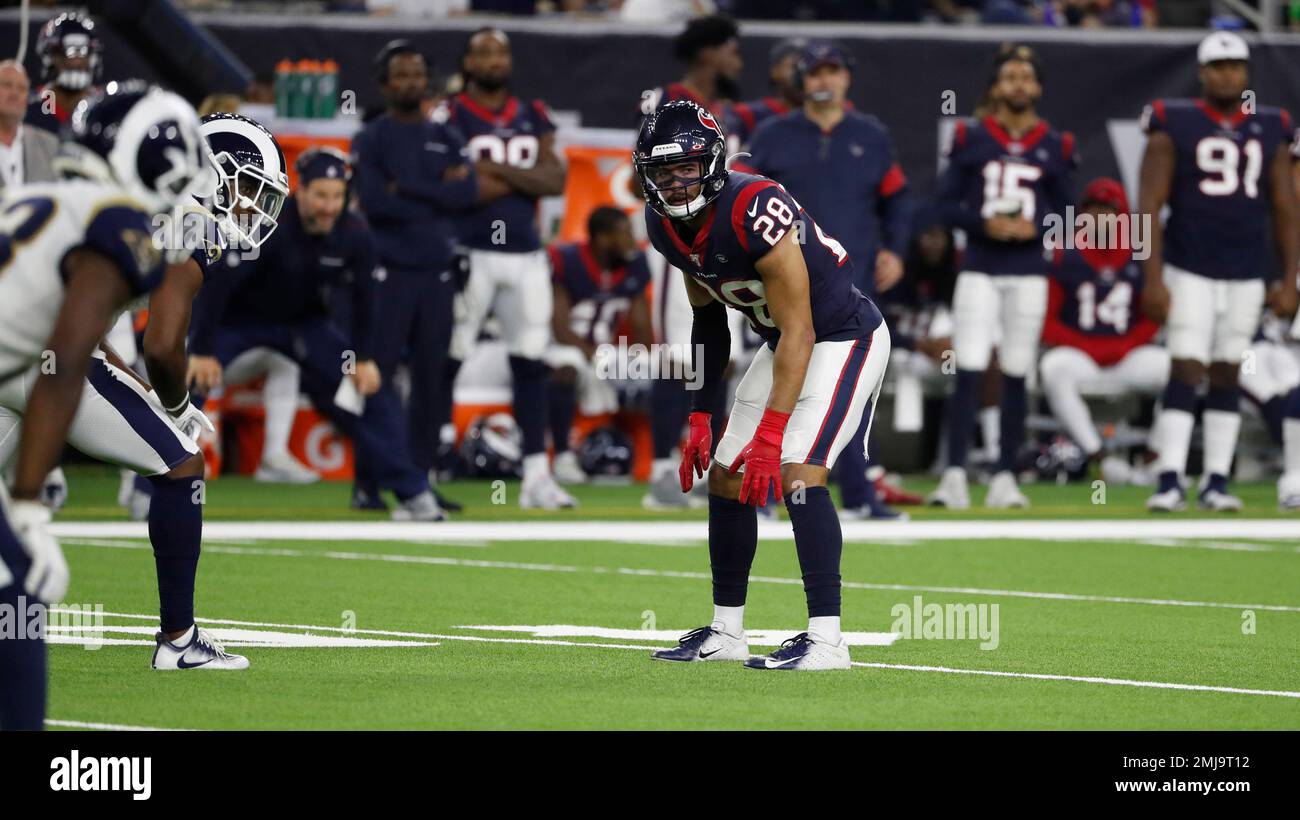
(50, 519, 1300, 542)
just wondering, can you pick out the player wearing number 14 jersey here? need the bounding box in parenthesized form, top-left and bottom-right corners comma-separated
(1139, 31, 1299, 512)
(638, 100, 889, 671)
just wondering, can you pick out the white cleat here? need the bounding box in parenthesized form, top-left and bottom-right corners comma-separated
(1099, 455, 1132, 486)
(651, 625, 749, 662)
(985, 470, 1030, 509)
(152, 626, 249, 670)
(927, 466, 970, 509)
(254, 451, 319, 484)
(40, 467, 68, 512)
(551, 451, 588, 485)
(521, 474, 578, 510)
(391, 490, 447, 521)
(1279, 472, 1300, 511)
(1145, 486, 1186, 512)
(744, 632, 850, 671)
(1197, 485, 1243, 513)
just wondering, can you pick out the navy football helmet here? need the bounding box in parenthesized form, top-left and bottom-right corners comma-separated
(199, 113, 289, 248)
(633, 100, 729, 220)
(55, 80, 214, 216)
(37, 11, 103, 91)
(576, 427, 634, 479)
(461, 413, 523, 479)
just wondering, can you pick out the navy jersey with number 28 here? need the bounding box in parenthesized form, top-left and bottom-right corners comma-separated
(644, 171, 882, 348)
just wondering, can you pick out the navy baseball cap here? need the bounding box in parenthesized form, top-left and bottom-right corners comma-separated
(797, 40, 855, 75)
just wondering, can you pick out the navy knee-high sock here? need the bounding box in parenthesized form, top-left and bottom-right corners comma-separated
(946, 369, 983, 469)
(709, 494, 757, 607)
(1286, 385, 1300, 421)
(1257, 395, 1285, 445)
(148, 475, 203, 634)
(509, 356, 549, 457)
(786, 486, 842, 617)
(0, 583, 45, 731)
(548, 379, 577, 455)
(998, 374, 1028, 473)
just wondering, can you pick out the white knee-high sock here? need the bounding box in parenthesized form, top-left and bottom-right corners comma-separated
(979, 406, 1000, 461)
(1202, 410, 1241, 479)
(1285, 418, 1300, 475)
(261, 357, 301, 460)
(1152, 408, 1195, 476)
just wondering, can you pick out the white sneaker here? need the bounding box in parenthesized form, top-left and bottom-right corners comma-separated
(521, 474, 578, 510)
(651, 625, 748, 662)
(254, 451, 319, 484)
(391, 490, 447, 521)
(927, 466, 970, 509)
(552, 451, 588, 485)
(985, 470, 1030, 509)
(1146, 485, 1186, 512)
(152, 626, 249, 670)
(117, 470, 151, 521)
(40, 467, 68, 512)
(743, 632, 850, 670)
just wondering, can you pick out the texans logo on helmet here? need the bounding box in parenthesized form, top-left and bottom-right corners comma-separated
(698, 109, 722, 136)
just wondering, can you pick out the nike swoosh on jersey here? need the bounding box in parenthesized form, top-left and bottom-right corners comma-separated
(747, 200, 759, 218)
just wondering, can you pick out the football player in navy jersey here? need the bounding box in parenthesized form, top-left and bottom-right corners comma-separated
(1278, 130, 1300, 509)
(638, 101, 890, 671)
(1039, 178, 1167, 480)
(638, 14, 743, 121)
(930, 44, 1076, 510)
(727, 37, 804, 150)
(439, 28, 574, 510)
(740, 40, 913, 520)
(24, 12, 101, 136)
(545, 207, 653, 484)
(1139, 31, 1299, 512)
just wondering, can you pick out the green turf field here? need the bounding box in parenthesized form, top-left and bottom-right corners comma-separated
(41, 465, 1300, 730)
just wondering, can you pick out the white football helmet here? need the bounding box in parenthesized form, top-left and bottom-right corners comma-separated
(198, 113, 289, 249)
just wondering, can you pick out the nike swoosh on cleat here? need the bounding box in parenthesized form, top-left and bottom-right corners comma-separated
(765, 655, 803, 668)
(698, 648, 724, 658)
(176, 655, 213, 669)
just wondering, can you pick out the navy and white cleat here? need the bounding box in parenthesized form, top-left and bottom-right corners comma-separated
(152, 626, 249, 670)
(743, 632, 850, 671)
(1197, 482, 1243, 512)
(1146, 472, 1186, 512)
(650, 626, 748, 662)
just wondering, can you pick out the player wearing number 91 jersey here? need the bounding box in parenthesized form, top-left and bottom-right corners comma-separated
(637, 100, 888, 671)
(1140, 31, 1300, 514)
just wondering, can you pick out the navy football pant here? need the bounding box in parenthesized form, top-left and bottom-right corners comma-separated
(0, 506, 45, 731)
(372, 267, 455, 475)
(207, 319, 428, 500)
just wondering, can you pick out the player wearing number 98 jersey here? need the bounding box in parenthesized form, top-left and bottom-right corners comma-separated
(638, 100, 888, 671)
(439, 27, 574, 511)
(1140, 31, 1300, 513)
(931, 44, 1076, 510)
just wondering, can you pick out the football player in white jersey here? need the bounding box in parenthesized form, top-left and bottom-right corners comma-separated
(0, 110, 291, 679)
(0, 82, 213, 730)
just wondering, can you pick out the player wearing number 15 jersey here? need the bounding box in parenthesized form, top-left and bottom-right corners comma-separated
(931, 44, 1076, 511)
(1139, 31, 1299, 513)
(637, 100, 888, 671)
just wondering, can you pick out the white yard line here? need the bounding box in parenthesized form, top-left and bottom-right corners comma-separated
(45, 719, 196, 731)
(58, 539, 1300, 614)
(51, 608, 1300, 702)
(50, 519, 1300, 543)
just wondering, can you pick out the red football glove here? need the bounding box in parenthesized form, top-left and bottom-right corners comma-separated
(729, 409, 790, 507)
(678, 411, 713, 493)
